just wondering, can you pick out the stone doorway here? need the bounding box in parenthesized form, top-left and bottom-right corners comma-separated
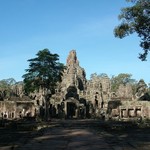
(66, 102, 77, 119)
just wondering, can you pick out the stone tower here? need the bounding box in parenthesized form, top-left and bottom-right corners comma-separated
(51, 50, 111, 118)
(60, 50, 87, 99)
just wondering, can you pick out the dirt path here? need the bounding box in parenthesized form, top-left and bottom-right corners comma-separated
(0, 119, 150, 150)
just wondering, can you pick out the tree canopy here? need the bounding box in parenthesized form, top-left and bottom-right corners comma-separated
(22, 49, 65, 94)
(114, 0, 150, 61)
(0, 78, 16, 90)
(111, 73, 137, 92)
(90, 73, 108, 80)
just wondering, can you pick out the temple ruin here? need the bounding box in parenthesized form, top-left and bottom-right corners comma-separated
(0, 50, 150, 121)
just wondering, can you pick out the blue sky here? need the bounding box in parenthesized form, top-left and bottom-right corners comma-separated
(0, 0, 150, 83)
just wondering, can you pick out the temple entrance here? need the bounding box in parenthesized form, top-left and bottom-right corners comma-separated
(67, 102, 77, 118)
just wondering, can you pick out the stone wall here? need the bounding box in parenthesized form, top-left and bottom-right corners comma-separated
(86, 76, 111, 110)
(116, 83, 133, 100)
(111, 101, 150, 120)
(0, 100, 35, 119)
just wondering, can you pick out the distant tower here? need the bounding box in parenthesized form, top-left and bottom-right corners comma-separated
(60, 50, 86, 98)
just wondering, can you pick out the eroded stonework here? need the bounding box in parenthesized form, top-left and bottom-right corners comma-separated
(116, 83, 133, 100)
(50, 50, 150, 120)
(0, 50, 150, 120)
(61, 50, 86, 95)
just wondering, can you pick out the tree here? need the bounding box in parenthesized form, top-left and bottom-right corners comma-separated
(136, 79, 147, 93)
(0, 78, 16, 100)
(23, 49, 64, 93)
(0, 78, 16, 90)
(111, 73, 137, 92)
(114, 0, 150, 61)
(22, 49, 65, 120)
(90, 73, 108, 80)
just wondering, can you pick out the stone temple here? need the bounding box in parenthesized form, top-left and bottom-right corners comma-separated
(0, 50, 150, 120)
(49, 50, 111, 119)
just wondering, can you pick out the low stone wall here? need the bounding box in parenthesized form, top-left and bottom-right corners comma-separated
(0, 100, 35, 119)
(110, 100, 150, 120)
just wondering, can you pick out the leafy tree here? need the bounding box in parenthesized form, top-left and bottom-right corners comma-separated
(90, 73, 108, 80)
(136, 79, 147, 93)
(114, 0, 150, 61)
(22, 49, 65, 94)
(22, 49, 65, 120)
(90, 73, 98, 80)
(0, 78, 16, 100)
(111, 73, 137, 92)
(136, 79, 150, 100)
(98, 73, 109, 78)
(0, 78, 16, 90)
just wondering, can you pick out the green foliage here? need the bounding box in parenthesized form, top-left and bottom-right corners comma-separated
(22, 49, 65, 94)
(0, 78, 16, 90)
(90, 73, 97, 80)
(114, 0, 150, 61)
(111, 73, 137, 92)
(136, 79, 147, 92)
(90, 73, 108, 80)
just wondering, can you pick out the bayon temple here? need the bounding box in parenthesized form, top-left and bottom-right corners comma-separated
(0, 50, 150, 120)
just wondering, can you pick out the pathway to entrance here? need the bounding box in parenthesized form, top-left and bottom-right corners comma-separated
(0, 119, 150, 150)
(15, 119, 112, 150)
